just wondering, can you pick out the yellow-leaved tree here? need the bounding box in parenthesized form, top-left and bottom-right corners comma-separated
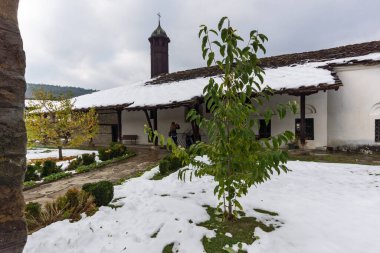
(26, 90, 98, 160)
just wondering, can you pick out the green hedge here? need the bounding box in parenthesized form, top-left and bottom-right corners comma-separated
(82, 153, 96, 165)
(41, 160, 61, 177)
(159, 155, 185, 175)
(98, 143, 127, 161)
(25, 164, 41, 181)
(82, 181, 114, 206)
(43, 172, 72, 183)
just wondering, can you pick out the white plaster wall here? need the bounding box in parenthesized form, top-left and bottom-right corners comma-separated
(327, 64, 380, 146)
(156, 107, 193, 145)
(262, 92, 328, 149)
(122, 110, 150, 145)
(120, 93, 329, 148)
(122, 108, 193, 145)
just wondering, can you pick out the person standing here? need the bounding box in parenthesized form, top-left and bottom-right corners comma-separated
(169, 122, 180, 145)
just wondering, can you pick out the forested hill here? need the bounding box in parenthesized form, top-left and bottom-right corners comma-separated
(26, 83, 97, 99)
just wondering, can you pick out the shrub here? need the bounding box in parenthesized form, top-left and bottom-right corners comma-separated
(26, 188, 97, 233)
(41, 160, 61, 177)
(66, 157, 82, 171)
(159, 155, 185, 175)
(25, 164, 40, 182)
(159, 159, 171, 175)
(98, 143, 127, 161)
(82, 153, 96, 165)
(98, 147, 112, 161)
(82, 181, 114, 206)
(110, 143, 127, 158)
(25, 202, 41, 219)
(55, 188, 97, 220)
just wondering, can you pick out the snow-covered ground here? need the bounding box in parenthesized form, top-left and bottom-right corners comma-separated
(27, 148, 98, 162)
(24, 161, 380, 253)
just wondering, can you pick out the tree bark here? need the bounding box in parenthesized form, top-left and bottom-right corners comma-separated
(0, 1, 28, 252)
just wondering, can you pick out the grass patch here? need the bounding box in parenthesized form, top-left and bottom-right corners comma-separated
(111, 197, 126, 203)
(198, 206, 276, 253)
(43, 172, 72, 183)
(151, 227, 161, 238)
(289, 151, 380, 166)
(151, 169, 174, 181)
(253, 208, 279, 216)
(162, 243, 174, 253)
(23, 181, 37, 188)
(107, 203, 124, 210)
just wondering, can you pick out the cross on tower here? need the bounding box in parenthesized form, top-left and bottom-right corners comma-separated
(157, 12, 161, 24)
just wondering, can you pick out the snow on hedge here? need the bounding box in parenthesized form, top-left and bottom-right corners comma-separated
(24, 161, 380, 253)
(27, 148, 98, 162)
(73, 53, 380, 110)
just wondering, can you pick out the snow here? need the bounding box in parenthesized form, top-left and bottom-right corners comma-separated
(73, 53, 380, 110)
(27, 148, 98, 162)
(24, 161, 380, 253)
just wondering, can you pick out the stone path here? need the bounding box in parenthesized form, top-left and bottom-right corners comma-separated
(24, 147, 167, 204)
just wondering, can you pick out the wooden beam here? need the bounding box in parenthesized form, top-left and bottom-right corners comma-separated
(116, 109, 122, 143)
(143, 109, 153, 130)
(153, 109, 158, 146)
(143, 109, 153, 143)
(300, 94, 306, 146)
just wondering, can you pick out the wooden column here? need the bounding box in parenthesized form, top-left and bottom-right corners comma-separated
(191, 104, 201, 141)
(300, 94, 306, 146)
(143, 109, 153, 143)
(116, 109, 122, 143)
(153, 109, 158, 146)
(143, 109, 153, 130)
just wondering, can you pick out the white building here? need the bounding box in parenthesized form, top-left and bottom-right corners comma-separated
(74, 23, 380, 150)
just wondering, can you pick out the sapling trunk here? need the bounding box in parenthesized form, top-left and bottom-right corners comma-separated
(227, 199, 233, 221)
(58, 146, 63, 160)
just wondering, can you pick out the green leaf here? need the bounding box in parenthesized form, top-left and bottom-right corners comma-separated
(202, 36, 208, 50)
(209, 29, 218, 36)
(207, 52, 215, 66)
(218, 16, 228, 31)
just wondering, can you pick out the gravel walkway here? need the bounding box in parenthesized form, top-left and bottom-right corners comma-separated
(24, 147, 166, 204)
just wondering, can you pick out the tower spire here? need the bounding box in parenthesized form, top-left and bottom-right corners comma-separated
(157, 12, 161, 25)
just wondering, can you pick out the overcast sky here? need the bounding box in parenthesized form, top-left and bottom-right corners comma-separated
(18, 0, 380, 90)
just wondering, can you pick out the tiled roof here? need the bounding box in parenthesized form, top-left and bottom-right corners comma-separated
(147, 40, 380, 85)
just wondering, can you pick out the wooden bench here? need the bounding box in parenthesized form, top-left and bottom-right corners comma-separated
(122, 135, 138, 145)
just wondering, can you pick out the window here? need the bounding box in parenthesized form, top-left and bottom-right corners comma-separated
(376, 119, 380, 142)
(295, 118, 314, 140)
(259, 119, 271, 139)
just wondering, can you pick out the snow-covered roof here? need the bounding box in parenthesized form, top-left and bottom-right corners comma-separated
(73, 41, 380, 110)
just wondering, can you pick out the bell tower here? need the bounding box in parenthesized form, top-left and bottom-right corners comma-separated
(149, 13, 170, 78)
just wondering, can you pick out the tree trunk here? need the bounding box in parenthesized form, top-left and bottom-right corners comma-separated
(227, 199, 233, 221)
(58, 146, 63, 161)
(0, 1, 28, 252)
